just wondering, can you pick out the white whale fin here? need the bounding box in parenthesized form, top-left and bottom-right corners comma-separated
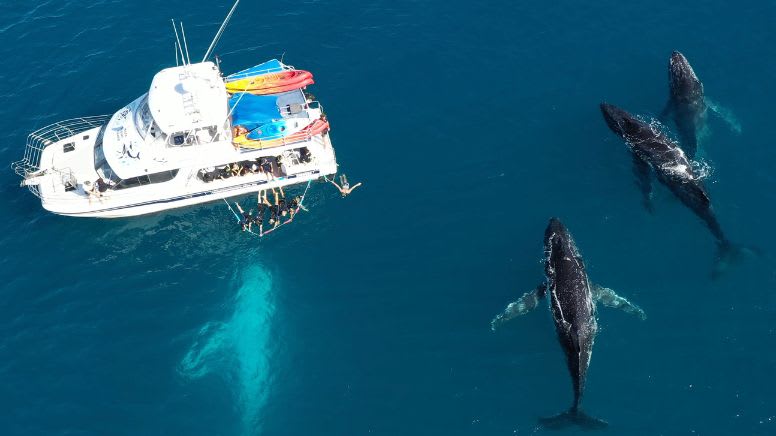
(592, 284, 646, 320)
(491, 284, 546, 331)
(659, 100, 675, 122)
(632, 154, 654, 213)
(706, 98, 742, 134)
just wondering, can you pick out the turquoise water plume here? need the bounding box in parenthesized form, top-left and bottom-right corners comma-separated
(179, 266, 275, 430)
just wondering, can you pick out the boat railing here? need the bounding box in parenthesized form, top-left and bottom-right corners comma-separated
(11, 115, 110, 197)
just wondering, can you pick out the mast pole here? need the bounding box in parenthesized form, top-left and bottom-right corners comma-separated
(202, 0, 240, 62)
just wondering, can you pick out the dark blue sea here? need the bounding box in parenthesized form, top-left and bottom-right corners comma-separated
(1, 1, 775, 435)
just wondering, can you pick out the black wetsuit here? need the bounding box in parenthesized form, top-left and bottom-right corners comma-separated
(269, 205, 279, 223)
(254, 204, 265, 226)
(278, 198, 288, 216)
(240, 212, 251, 230)
(259, 158, 272, 174)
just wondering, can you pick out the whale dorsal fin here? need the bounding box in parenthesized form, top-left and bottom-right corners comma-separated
(592, 284, 647, 320)
(490, 284, 546, 331)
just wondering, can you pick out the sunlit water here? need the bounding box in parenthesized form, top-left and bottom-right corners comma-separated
(1, 1, 775, 435)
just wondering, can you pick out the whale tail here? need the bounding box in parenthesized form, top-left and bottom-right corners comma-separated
(538, 407, 608, 431)
(713, 240, 761, 279)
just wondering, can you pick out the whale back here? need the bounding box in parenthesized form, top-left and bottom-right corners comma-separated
(669, 51, 705, 107)
(543, 219, 597, 409)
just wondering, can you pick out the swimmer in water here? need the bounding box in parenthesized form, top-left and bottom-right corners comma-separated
(254, 190, 271, 235)
(287, 195, 307, 220)
(234, 202, 253, 232)
(329, 174, 362, 197)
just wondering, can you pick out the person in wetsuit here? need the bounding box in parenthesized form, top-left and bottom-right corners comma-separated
(259, 157, 274, 180)
(253, 190, 271, 235)
(234, 202, 254, 232)
(266, 187, 289, 228)
(286, 195, 308, 219)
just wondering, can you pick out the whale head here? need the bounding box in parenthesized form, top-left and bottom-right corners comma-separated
(544, 217, 578, 271)
(600, 103, 644, 140)
(669, 51, 704, 102)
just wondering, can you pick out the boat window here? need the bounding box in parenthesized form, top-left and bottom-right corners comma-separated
(114, 169, 179, 190)
(167, 125, 220, 147)
(135, 95, 162, 139)
(93, 125, 120, 183)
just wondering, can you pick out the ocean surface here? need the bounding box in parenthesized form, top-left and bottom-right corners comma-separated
(1, 1, 775, 435)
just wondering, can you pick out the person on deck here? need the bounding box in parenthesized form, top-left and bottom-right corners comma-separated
(232, 125, 248, 137)
(96, 177, 112, 194)
(259, 157, 274, 180)
(329, 174, 362, 197)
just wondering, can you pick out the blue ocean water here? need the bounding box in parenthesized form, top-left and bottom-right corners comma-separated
(1, 1, 775, 434)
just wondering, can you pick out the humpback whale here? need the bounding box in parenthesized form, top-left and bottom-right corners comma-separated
(662, 51, 706, 158)
(600, 103, 749, 275)
(492, 218, 646, 430)
(601, 103, 723, 241)
(661, 51, 741, 158)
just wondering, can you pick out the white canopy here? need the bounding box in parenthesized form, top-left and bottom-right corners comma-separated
(147, 62, 228, 134)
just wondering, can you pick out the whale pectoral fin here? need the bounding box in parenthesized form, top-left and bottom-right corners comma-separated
(659, 100, 674, 122)
(592, 284, 647, 320)
(490, 284, 546, 331)
(705, 98, 742, 134)
(631, 155, 654, 213)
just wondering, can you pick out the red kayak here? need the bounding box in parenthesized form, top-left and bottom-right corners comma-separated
(225, 70, 313, 92)
(247, 78, 315, 95)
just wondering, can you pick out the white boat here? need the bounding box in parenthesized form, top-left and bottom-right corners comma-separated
(11, 59, 338, 218)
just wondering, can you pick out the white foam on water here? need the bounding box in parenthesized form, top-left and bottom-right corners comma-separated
(178, 265, 276, 432)
(691, 158, 716, 182)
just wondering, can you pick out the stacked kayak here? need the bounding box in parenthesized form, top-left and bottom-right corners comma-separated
(234, 118, 330, 149)
(226, 70, 314, 95)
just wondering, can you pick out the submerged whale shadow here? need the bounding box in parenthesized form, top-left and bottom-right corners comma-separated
(178, 265, 276, 432)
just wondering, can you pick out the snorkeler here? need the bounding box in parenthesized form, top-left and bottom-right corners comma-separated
(234, 202, 253, 232)
(254, 190, 271, 234)
(287, 195, 309, 220)
(266, 188, 281, 228)
(329, 174, 362, 197)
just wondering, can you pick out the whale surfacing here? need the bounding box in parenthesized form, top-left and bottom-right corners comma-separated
(491, 218, 646, 429)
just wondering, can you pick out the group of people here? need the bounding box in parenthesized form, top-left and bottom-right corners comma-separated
(234, 187, 306, 234)
(233, 173, 362, 236)
(199, 157, 277, 183)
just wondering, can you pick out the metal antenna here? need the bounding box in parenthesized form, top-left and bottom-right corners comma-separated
(202, 0, 240, 62)
(180, 22, 192, 65)
(175, 42, 180, 66)
(171, 19, 186, 64)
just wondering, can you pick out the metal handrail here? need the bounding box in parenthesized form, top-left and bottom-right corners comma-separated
(11, 115, 111, 197)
